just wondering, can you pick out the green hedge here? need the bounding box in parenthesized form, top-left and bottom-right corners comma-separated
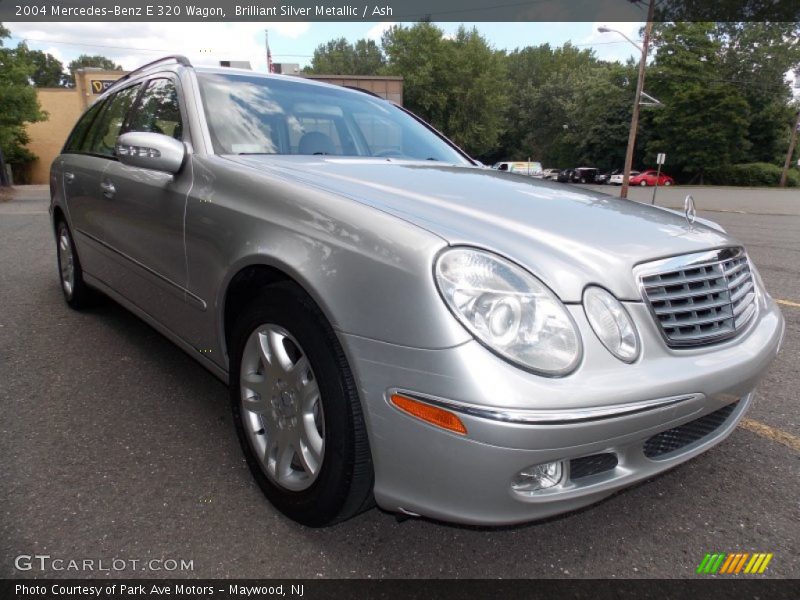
(705, 162, 800, 187)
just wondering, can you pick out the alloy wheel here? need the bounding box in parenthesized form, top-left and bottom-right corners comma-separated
(58, 227, 75, 296)
(240, 324, 324, 492)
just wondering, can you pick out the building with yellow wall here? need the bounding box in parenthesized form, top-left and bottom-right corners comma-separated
(25, 69, 128, 184)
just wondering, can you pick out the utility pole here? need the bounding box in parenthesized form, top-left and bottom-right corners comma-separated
(621, 0, 656, 199)
(779, 110, 800, 188)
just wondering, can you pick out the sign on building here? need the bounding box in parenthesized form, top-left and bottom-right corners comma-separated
(90, 80, 118, 94)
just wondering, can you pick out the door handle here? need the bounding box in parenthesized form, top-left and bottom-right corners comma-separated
(64, 172, 75, 184)
(100, 180, 116, 199)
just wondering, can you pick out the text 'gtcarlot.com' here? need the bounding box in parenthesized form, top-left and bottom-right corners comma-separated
(14, 554, 194, 572)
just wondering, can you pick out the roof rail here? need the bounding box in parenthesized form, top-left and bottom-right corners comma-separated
(105, 55, 193, 92)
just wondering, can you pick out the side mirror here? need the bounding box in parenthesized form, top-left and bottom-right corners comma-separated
(116, 132, 186, 174)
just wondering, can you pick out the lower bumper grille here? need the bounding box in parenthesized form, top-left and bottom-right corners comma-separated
(569, 453, 618, 480)
(643, 402, 739, 459)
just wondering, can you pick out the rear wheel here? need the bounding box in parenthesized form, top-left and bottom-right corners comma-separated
(639, 180, 648, 186)
(664, 180, 672, 186)
(56, 220, 96, 309)
(229, 282, 374, 526)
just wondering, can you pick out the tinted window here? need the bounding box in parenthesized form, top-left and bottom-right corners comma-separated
(197, 72, 469, 164)
(125, 78, 184, 140)
(64, 101, 105, 154)
(85, 84, 141, 157)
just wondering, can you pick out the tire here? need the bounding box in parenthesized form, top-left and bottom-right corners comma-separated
(55, 220, 97, 309)
(664, 180, 672, 186)
(639, 180, 648, 186)
(229, 282, 374, 527)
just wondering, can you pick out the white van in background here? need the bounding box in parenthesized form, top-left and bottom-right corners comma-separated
(492, 161, 543, 177)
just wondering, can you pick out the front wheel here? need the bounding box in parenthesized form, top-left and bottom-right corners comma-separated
(664, 180, 672, 186)
(639, 180, 648, 186)
(229, 283, 374, 526)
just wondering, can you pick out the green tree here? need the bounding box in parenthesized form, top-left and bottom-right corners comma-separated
(382, 23, 508, 157)
(645, 22, 752, 178)
(564, 62, 637, 170)
(500, 43, 599, 166)
(17, 44, 68, 87)
(712, 22, 800, 163)
(0, 24, 47, 182)
(65, 54, 122, 87)
(306, 37, 384, 75)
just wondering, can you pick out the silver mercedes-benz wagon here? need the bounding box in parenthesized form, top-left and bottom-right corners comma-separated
(50, 56, 785, 526)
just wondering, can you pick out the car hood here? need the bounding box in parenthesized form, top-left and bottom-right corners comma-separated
(226, 156, 735, 301)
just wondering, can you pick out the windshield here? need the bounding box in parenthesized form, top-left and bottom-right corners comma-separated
(196, 72, 470, 164)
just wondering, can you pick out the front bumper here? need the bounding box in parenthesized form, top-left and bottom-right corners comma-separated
(340, 292, 784, 526)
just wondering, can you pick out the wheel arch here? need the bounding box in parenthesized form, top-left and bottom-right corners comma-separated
(219, 259, 341, 366)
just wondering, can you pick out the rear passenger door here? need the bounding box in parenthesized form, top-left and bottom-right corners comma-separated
(99, 76, 195, 337)
(59, 85, 140, 279)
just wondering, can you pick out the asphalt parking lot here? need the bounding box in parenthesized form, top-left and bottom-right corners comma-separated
(1, 184, 798, 579)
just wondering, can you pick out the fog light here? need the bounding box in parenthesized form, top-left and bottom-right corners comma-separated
(511, 461, 563, 494)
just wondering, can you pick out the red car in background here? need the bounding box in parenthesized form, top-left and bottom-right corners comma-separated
(629, 169, 675, 186)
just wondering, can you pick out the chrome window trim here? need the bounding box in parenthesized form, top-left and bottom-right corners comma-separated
(387, 388, 703, 425)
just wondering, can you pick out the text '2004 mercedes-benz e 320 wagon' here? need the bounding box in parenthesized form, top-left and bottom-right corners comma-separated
(50, 56, 785, 526)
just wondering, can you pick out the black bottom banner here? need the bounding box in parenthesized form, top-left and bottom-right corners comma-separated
(2, 579, 799, 600)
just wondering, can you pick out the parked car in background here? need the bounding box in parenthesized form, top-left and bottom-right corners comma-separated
(51, 56, 784, 528)
(595, 171, 612, 185)
(493, 161, 544, 177)
(609, 170, 640, 185)
(542, 168, 561, 180)
(630, 169, 675, 186)
(572, 167, 599, 183)
(556, 168, 575, 183)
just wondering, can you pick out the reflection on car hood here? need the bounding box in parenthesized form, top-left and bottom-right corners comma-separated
(226, 156, 735, 301)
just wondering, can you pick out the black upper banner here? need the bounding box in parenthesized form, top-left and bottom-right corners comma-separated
(1, 0, 799, 22)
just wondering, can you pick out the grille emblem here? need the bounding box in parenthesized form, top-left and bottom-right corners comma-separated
(684, 194, 697, 225)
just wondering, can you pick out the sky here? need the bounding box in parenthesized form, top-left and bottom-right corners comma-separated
(5, 21, 648, 72)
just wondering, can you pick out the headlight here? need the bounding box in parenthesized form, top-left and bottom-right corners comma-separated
(583, 286, 640, 363)
(434, 248, 582, 376)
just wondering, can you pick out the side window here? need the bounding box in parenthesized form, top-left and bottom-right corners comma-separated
(64, 101, 104, 154)
(85, 84, 141, 157)
(125, 78, 184, 140)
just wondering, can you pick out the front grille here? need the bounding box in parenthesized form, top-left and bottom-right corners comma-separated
(640, 248, 757, 347)
(643, 402, 738, 459)
(569, 453, 618, 480)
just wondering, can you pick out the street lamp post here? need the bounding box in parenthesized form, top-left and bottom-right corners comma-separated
(598, 0, 656, 199)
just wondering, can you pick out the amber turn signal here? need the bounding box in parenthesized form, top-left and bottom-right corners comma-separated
(390, 394, 467, 435)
